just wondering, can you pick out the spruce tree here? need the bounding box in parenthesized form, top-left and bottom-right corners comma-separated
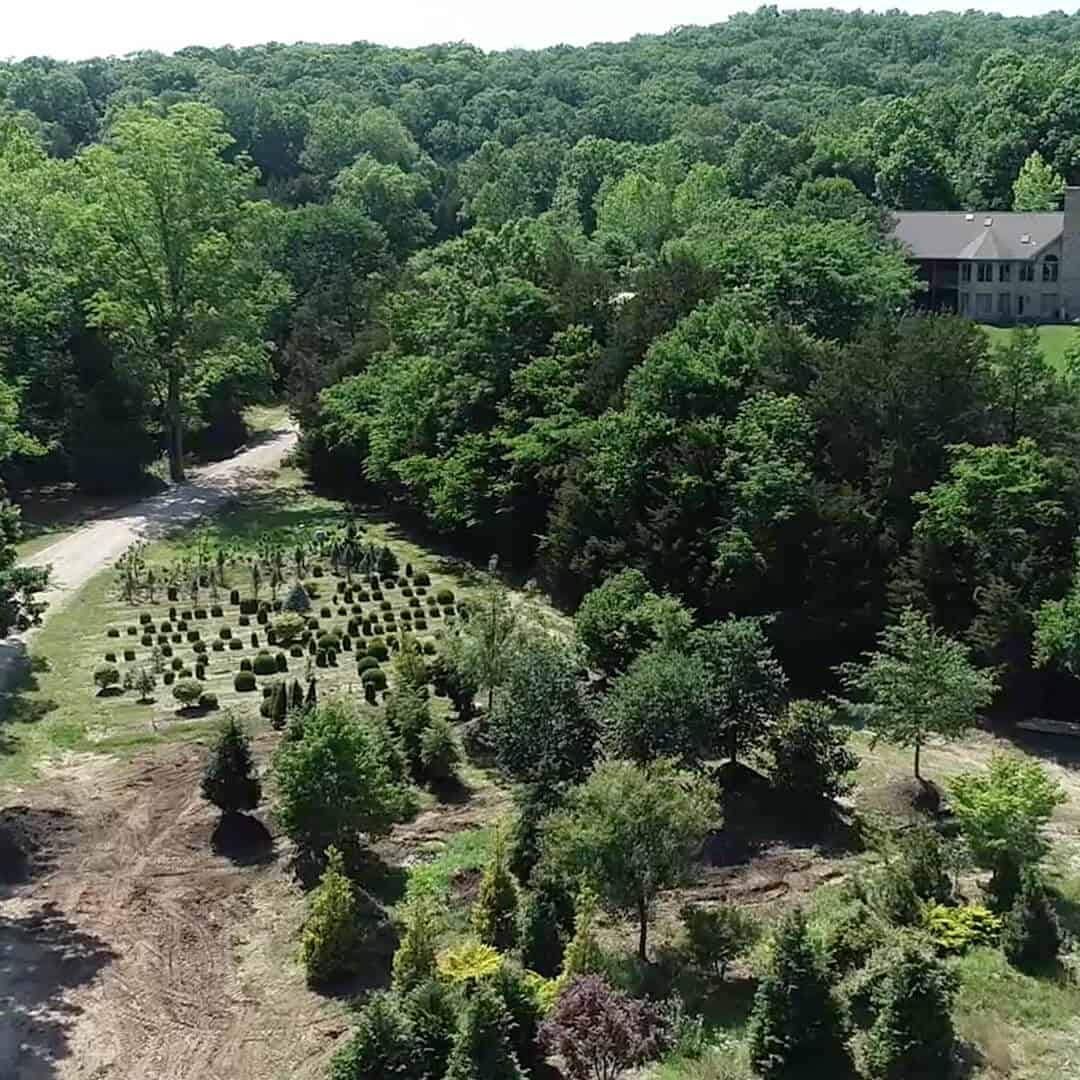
(403, 979, 458, 1080)
(301, 845, 364, 983)
(1003, 869, 1062, 973)
(289, 678, 304, 712)
(201, 713, 260, 815)
(519, 873, 572, 977)
(747, 908, 849, 1080)
(473, 834, 519, 953)
(328, 991, 411, 1080)
(861, 940, 957, 1080)
(444, 984, 525, 1080)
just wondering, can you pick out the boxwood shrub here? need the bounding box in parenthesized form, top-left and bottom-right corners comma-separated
(234, 671, 257, 692)
(413, 572, 431, 586)
(240, 658, 253, 672)
(127, 626, 138, 636)
(141, 634, 154, 647)
(229, 639, 243, 651)
(171, 657, 184, 671)
(199, 691, 219, 711)
(139, 613, 152, 626)
(290, 645, 303, 657)
(210, 605, 223, 617)
(163, 671, 175, 685)
(357, 656, 379, 674)
(361, 667, 387, 690)
(436, 589, 455, 605)
(253, 651, 278, 676)
(212, 640, 225, 652)
(104, 651, 117, 663)
(194, 608, 207, 620)
(124, 648, 136, 661)
(187, 630, 200, 643)
(107, 627, 120, 638)
(239, 598, 258, 615)
(238, 615, 250, 627)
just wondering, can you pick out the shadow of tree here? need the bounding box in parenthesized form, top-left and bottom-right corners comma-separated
(0, 643, 59, 758)
(0, 902, 117, 1079)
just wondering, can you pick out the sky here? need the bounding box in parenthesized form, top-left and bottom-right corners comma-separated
(2, 1, 1074, 60)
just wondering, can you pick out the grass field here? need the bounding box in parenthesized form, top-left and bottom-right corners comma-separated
(985, 323, 1080, 371)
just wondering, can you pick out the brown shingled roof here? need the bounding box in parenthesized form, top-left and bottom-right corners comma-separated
(893, 211, 1062, 261)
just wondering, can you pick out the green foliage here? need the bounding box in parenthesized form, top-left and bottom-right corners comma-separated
(273, 612, 307, 645)
(172, 678, 203, 707)
(403, 979, 458, 1080)
(838, 608, 997, 779)
(923, 903, 1002, 955)
(419, 716, 460, 785)
(282, 584, 311, 613)
(201, 714, 261, 815)
(437, 941, 503, 985)
(857, 939, 959, 1080)
(300, 845, 366, 983)
(765, 699, 858, 808)
(233, 670, 256, 692)
(948, 755, 1066, 874)
(392, 891, 441, 992)
(490, 633, 596, 786)
(680, 903, 759, 980)
(328, 991, 411, 1080)
(600, 647, 716, 766)
(252, 650, 278, 676)
(747, 909, 849, 1080)
(518, 872, 572, 978)
(1013, 150, 1065, 211)
(444, 984, 526, 1080)
(273, 700, 411, 856)
(93, 663, 120, 690)
(1002, 869, 1062, 973)
(574, 569, 692, 677)
(473, 834, 520, 953)
(560, 887, 606, 982)
(543, 760, 718, 960)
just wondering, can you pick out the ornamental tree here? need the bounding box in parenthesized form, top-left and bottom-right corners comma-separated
(201, 713, 261, 816)
(542, 759, 718, 960)
(838, 608, 996, 780)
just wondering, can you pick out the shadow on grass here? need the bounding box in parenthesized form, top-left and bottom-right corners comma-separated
(0, 642, 59, 757)
(429, 775, 473, 806)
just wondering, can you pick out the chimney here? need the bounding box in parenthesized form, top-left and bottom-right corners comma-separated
(1062, 187, 1080, 322)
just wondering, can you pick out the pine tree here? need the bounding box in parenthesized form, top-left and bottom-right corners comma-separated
(201, 713, 260, 815)
(473, 834, 519, 953)
(392, 891, 441, 991)
(747, 909, 849, 1080)
(1003, 869, 1062, 973)
(301, 845, 364, 983)
(444, 984, 526, 1080)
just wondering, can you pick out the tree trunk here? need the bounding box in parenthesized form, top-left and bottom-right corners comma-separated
(913, 738, 922, 782)
(637, 897, 648, 962)
(166, 368, 185, 482)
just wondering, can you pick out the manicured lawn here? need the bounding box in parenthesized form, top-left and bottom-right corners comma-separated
(985, 323, 1080, 372)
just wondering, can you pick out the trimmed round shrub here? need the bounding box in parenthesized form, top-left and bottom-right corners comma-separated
(423, 641, 437, 655)
(139, 612, 152, 626)
(253, 651, 278, 676)
(171, 633, 182, 643)
(163, 671, 175, 685)
(94, 663, 121, 691)
(256, 610, 268, 625)
(194, 608, 207, 620)
(369, 640, 389, 662)
(239, 598, 258, 615)
(321, 606, 332, 619)
(415, 619, 428, 631)
(357, 657, 379, 674)
(357, 591, 371, 603)
(372, 590, 384, 601)
(161, 644, 173, 657)
(160, 621, 173, 633)
(181, 611, 193, 621)
(290, 645, 304, 658)
(408, 597, 420, 608)
(312, 565, 323, 577)
(316, 651, 328, 669)
(212, 640, 225, 652)
(157, 634, 168, 645)
(193, 641, 207, 654)
(234, 671, 257, 692)
(229, 639, 243, 651)
(124, 648, 136, 662)
(141, 634, 153, 646)
(104, 651, 117, 663)
(171, 657, 184, 671)
(127, 626, 138, 636)
(240, 658, 253, 672)
(414, 572, 431, 587)
(210, 605, 223, 617)
(176, 620, 189, 632)
(186, 630, 200, 643)
(361, 668, 388, 691)
(179, 668, 193, 679)
(219, 627, 232, 640)
(107, 627, 120, 638)
(198, 691, 219, 711)
(238, 614, 250, 627)
(173, 679, 203, 707)
(380, 600, 392, 612)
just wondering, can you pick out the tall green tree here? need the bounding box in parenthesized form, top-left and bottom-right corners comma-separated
(838, 608, 997, 780)
(542, 759, 718, 960)
(77, 103, 288, 480)
(1012, 150, 1065, 211)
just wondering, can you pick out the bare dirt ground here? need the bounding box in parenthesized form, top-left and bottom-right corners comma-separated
(0, 738, 341, 1080)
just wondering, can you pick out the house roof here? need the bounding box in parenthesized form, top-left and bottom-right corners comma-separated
(892, 211, 1063, 261)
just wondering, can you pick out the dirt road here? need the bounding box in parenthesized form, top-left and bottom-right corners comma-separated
(21, 427, 298, 621)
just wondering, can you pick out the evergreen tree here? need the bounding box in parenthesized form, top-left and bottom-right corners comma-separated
(201, 713, 261, 815)
(290, 678, 305, 711)
(305, 678, 317, 710)
(403, 979, 458, 1080)
(444, 984, 526, 1080)
(270, 680, 288, 729)
(301, 845, 365, 984)
(747, 909, 849, 1080)
(519, 873, 573, 977)
(392, 891, 441, 992)
(861, 940, 958, 1080)
(1003, 869, 1062, 973)
(473, 834, 519, 953)
(329, 991, 411, 1080)
(490, 963, 543, 1073)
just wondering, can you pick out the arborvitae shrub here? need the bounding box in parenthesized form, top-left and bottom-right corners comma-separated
(328, 992, 410, 1080)
(301, 846, 365, 984)
(392, 892, 441, 992)
(420, 717, 460, 785)
(491, 962, 543, 1073)
(747, 909, 849, 1080)
(256, 610, 268, 625)
(444, 985, 525, 1080)
(403, 980, 457, 1080)
(229, 589, 240, 605)
(519, 873, 572, 977)
(168, 587, 179, 601)
(195, 664, 206, 680)
(234, 671, 257, 692)
(251, 632, 259, 648)
(240, 657, 252, 671)
(473, 835, 519, 953)
(290, 645, 303, 657)
(270, 681, 288, 730)
(276, 652, 288, 672)
(1003, 869, 1062, 972)
(253, 650, 277, 676)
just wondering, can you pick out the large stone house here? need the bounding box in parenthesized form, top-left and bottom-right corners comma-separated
(892, 187, 1080, 324)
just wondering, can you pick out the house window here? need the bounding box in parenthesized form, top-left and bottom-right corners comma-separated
(1020, 263, 1035, 282)
(998, 293, 1011, 317)
(959, 293, 970, 314)
(1042, 293, 1058, 317)
(1018, 295, 1029, 318)
(976, 293, 994, 316)
(961, 263, 972, 283)
(999, 263, 1011, 283)
(1044, 255, 1060, 283)
(977, 263, 993, 283)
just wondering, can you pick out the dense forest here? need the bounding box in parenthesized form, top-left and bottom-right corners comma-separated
(7, 6, 1080, 703)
